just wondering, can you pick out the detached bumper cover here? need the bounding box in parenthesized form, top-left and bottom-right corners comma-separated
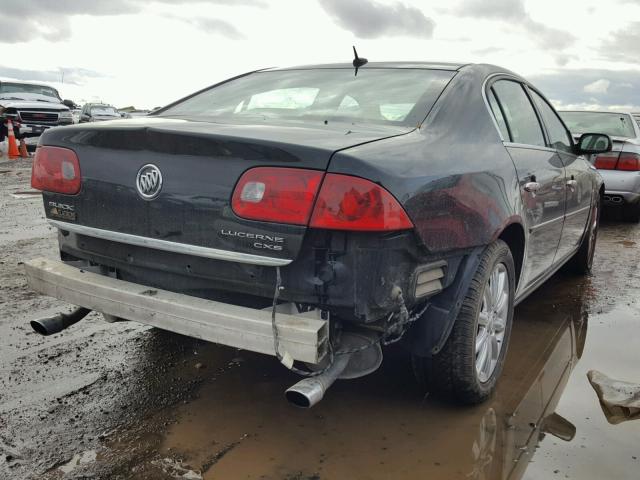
(24, 258, 328, 364)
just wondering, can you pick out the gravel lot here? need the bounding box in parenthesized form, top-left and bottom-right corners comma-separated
(1, 155, 639, 480)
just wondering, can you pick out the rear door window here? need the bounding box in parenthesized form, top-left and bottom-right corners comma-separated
(491, 80, 546, 147)
(530, 90, 573, 153)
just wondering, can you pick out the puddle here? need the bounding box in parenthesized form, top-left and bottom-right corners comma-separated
(137, 273, 639, 480)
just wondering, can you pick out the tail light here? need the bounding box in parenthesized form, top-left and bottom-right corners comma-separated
(31, 146, 81, 195)
(594, 152, 619, 170)
(309, 173, 413, 231)
(231, 167, 413, 231)
(232, 167, 324, 225)
(617, 152, 640, 171)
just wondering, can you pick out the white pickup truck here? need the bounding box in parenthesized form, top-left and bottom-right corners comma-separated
(0, 80, 74, 142)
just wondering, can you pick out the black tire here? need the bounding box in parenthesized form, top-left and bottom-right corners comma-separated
(622, 203, 640, 223)
(412, 240, 515, 404)
(568, 194, 600, 274)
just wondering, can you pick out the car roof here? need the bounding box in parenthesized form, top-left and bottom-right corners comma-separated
(269, 61, 469, 72)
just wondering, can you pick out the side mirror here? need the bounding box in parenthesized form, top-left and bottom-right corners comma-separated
(62, 99, 75, 109)
(577, 133, 612, 155)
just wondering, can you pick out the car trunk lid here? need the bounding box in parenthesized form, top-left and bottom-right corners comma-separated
(39, 117, 410, 263)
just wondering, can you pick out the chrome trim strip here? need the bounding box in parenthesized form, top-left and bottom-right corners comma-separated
(482, 73, 505, 142)
(504, 142, 556, 153)
(564, 205, 591, 218)
(481, 72, 514, 143)
(48, 220, 293, 267)
(529, 215, 564, 232)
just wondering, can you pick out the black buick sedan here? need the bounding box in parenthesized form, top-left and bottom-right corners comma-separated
(26, 62, 610, 407)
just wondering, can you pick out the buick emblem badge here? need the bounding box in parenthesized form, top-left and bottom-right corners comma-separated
(136, 164, 163, 200)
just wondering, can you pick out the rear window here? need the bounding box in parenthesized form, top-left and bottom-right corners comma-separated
(560, 111, 636, 138)
(159, 68, 455, 127)
(91, 106, 119, 116)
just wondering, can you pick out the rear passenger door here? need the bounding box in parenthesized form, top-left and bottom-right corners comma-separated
(528, 88, 592, 261)
(488, 79, 566, 288)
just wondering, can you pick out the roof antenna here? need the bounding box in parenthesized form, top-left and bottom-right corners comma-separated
(352, 46, 368, 76)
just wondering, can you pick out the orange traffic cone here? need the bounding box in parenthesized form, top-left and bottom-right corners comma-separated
(19, 138, 28, 158)
(6, 119, 20, 159)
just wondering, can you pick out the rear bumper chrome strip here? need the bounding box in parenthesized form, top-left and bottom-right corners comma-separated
(24, 258, 327, 364)
(48, 220, 293, 267)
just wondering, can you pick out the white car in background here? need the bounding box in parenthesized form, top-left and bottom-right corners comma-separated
(0, 80, 74, 142)
(560, 110, 640, 222)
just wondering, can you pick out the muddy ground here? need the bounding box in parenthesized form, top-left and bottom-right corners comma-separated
(1, 156, 639, 480)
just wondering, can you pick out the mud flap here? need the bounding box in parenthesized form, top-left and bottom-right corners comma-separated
(402, 246, 485, 357)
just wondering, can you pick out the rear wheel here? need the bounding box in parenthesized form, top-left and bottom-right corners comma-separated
(412, 240, 515, 404)
(568, 194, 600, 274)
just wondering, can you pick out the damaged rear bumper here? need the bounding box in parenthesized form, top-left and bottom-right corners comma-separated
(24, 258, 328, 364)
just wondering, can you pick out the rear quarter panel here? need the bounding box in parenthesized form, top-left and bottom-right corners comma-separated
(328, 65, 522, 254)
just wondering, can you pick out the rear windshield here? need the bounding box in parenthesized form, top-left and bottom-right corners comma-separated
(91, 106, 118, 116)
(159, 68, 455, 127)
(0, 82, 60, 99)
(560, 111, 636, 138)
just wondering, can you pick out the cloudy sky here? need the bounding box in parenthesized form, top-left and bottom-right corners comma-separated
(2, 0, 640, 110)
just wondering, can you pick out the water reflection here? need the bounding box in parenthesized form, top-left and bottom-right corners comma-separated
(467, 276, 588, 480)
(138, 275, 593, 480)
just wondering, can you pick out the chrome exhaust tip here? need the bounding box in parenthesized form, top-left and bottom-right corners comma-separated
(285, 378, 329, 408)
(284, 331, 383, 408)
(285, 353, 351, 408)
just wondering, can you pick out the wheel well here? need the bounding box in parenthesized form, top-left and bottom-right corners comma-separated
(498, 223, 525, 287)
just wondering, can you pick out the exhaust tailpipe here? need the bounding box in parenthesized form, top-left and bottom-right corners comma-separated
(285, 352, 351, 408)
(30, 307, 91, 336)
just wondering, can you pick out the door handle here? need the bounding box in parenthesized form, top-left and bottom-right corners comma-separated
(566, 179, 578, 188)
(524, 182, 540, 193)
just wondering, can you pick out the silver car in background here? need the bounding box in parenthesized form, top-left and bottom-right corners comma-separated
(560, 111, 640, 222)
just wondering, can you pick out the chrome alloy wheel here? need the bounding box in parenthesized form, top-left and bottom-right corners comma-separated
(475, 263, 509, 383)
